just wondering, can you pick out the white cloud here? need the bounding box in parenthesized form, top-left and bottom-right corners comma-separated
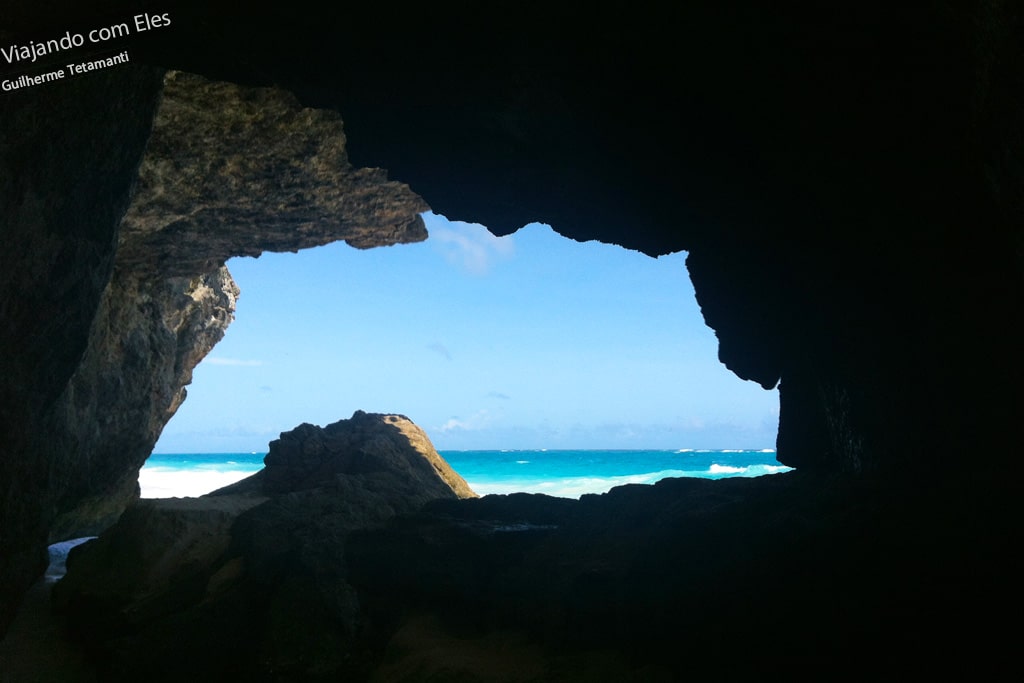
(439, 418, 469, 432)
(428, 213, 515, 275)
(438, 409, 490, 433)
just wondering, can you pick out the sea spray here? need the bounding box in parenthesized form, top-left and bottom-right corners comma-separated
(141, 450, 791, 500)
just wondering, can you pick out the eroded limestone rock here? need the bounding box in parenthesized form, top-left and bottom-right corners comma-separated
(222, 410, 478, 500)
(1, 68, 429, 632)
(45, 70, 429, 543)
(54, 412, 475, 681)
(118, 71, 429, 276)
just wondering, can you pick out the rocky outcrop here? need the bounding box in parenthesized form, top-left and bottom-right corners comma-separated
(53, 412, 475, 681)
(52, 494, 267, 625)
(347, 472, 1018, 679)
(117, 71, 429, 276)
(219, 410, 478, 500)
(46, 266, 240, 543)
(53, 464, 1018, 680)
(0, 68, 428, 632)
(45, 70, 429, 542)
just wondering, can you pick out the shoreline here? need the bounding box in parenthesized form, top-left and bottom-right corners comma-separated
(140, 449, 790, 499)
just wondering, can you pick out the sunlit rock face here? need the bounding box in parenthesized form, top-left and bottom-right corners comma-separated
(0, 68, 427, 632)
(117, 72, 428, 275)
(44, 70, 429, 543)
(248, 411, 478, 500)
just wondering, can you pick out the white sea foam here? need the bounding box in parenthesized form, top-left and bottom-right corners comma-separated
(138, 467, 257, 498)
(469, 472, 669, 498)
(468, 468, 728, 499)
(138, 452, 793, 502)
(709, 464, 747, 474)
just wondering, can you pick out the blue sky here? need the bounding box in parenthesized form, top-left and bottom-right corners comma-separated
(153, 212, 779, 453)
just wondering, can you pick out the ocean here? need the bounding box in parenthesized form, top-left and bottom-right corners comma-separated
(140, 449, 792, 499)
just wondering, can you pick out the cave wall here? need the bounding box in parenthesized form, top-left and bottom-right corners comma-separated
(0, 68, 428, 632)
(339, 2, 1023, 477)
(45, 266, 240, 543)
(0, 64, 167, 635)
(334, 1, 1021, 476)
(96, 1, 1017, 477)
(1, 0, 1021, 637)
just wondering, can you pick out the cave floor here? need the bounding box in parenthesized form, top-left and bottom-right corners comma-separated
(0, 577, 95, 683)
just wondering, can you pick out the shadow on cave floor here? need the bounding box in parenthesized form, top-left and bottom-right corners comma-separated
(0, 547, 97, 683)
(5, 467, 1017, 682)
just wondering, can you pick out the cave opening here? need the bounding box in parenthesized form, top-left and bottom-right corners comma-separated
(144, 212, 782, 498)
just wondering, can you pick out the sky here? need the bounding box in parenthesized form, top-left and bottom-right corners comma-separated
(152, 212, 779, 453)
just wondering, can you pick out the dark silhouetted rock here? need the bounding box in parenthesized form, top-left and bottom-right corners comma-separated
(345, 472, 1018, 679)
(53, 412, 475, 681)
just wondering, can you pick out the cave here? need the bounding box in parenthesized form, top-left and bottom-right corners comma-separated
(1, 1, 1021, 679)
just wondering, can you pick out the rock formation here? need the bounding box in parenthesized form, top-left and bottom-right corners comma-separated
(53, 411, 475, 681)
(1, 67, 427, 631)
(0, 0, 1021, 676)
(53, 461, 1018, 680)
(226, 411, 478, 500)
(1, 64, 167, 634)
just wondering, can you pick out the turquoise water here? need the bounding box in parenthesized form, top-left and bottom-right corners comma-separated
(141, 449, 791, 499)
(446, 449, 789, 496)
